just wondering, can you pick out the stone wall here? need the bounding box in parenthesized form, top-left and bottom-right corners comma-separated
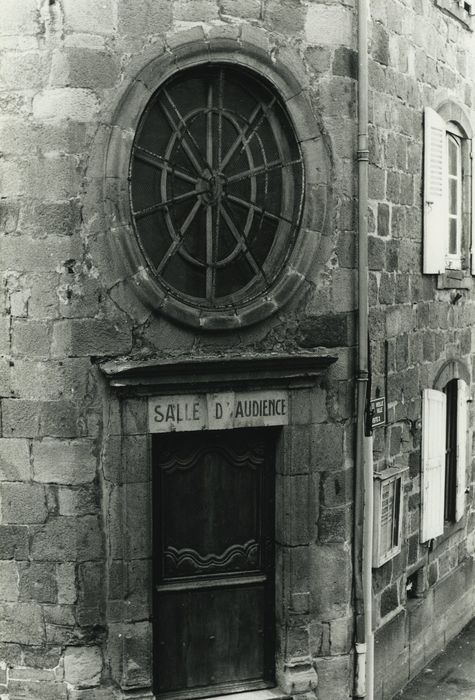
(367, 1, 475, 697)
(1, 0, 475, 698)
(0, 1, 357, 698)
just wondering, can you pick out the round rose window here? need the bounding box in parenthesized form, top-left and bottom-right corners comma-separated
(130, 64, 304, 317)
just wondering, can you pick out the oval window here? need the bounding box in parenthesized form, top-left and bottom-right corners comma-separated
(129, 64, 304, 318)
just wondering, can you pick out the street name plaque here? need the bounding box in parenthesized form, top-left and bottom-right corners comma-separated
(148, 390, 289, 433)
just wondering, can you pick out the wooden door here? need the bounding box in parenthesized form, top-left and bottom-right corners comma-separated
(153, 428, 275, 699)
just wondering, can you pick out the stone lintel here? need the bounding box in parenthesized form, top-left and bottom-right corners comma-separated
(99, 352, 338, 394)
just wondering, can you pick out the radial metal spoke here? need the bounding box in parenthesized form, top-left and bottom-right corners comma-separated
(227, 158, 303, 185)
(226, 194, 294, 225)
(217, 69, 224, 171)
(220, 97, 276, 172)
(220, 202, 267, 281)
(206, 82, 215, 301)
(133, 189, 201, 219)
(157, 199, 202, 274)
(134, 146, 198, 184)
(162, 89, 212, 174)
(205, 205, 214, 300)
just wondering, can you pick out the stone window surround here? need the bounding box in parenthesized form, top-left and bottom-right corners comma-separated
(98, 27, 332, 330)
(434, 100, 474, 290)
(434, 0, 474, 30)
(100, 353, 340, 699)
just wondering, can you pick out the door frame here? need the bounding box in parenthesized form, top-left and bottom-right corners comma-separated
(100, 353, 338, 699)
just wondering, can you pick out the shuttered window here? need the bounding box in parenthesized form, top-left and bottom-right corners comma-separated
(423, 107, 474, 275)
(421, 381, 468, 542)
(421, 389, 446, 541)
(455, 379, 468, 521)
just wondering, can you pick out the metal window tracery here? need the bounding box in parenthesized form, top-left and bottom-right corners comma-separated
(130, 65, 304, 314)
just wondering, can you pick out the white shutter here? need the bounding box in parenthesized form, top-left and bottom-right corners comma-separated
(423, 107, 447, 274)
(421, 388, 446, 541)
(455, 379, 468, 521)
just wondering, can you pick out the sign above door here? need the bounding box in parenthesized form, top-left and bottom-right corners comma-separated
(148, 390, 289, 433)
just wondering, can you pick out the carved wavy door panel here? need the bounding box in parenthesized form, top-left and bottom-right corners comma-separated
(153, 428, 275, 698)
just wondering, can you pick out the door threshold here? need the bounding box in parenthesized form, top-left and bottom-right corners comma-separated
(209, 689, 291, 700)
(158, 689, 289, 700)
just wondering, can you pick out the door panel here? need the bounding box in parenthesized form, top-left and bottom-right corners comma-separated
(153, 428, 275, 698)
(157, 585, 265, 693)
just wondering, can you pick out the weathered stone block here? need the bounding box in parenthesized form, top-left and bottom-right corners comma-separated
(122, 435, 149, 483)
(0, 0, 38, 35)
(220, 0, 260, 18)
(318, 506, 352, 544)
(31, 516, 104, 561)
(64, 646, 102, 688)
(0, 438, 30, 481)
(122, 398, 148, 436)
(33, 89, 100, 122)
(123, 559, 151, 621)
(380, 582, 400, 618)
(0, 603, 44, 644)
(329, 617, 353, 655)
(298, 313, 353, 348)
(0, 560, 19, 602)
(52, 319, 132, 357)
(281, 659, 317, 695)
(0, 236, 81, 275)
(332, 47, 358, 79)
(265, 0, 306, 35)
(317, 78, 356, 120)
(3, 400, 80, 439)
(67, 689, 116, 700)
(374, 609, 407, 677)
(125, 483, 151, 559)
(22, 645, 61, 670)
(57, 562, 77, 605)
(321, 469, 353, 508)
(434, 558, 473, 610)
(33, 439, 96, 485)
(117, 0, 172, 36)
(122, 621, 152, 688)
(50, 49, 120, 89)
(0, 525, 29, 560)
(310, 544, 351, 619)
(314, 655, 351, 700)
(57, 485, 98, 517)
(311, 423, 345, 472)
(305, 5, 353, 46)
(62, 0, 114, 34)
(18, 562, 58, 604)
(0, 482, 47, 524)
(6, 679, 67, 700)
(11, 319, 52, 358)
(277, 425, 311, 475)
(77, 561, 105, 626)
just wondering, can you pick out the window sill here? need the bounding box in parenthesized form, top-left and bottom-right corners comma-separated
(435, 0, 474, 30)
(437, 269, 472, 290)
(432, 515, 465, 549)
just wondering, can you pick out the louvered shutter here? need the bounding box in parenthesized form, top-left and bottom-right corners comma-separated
(455, 379, 468, 521)
(423, 107, 447, 274)
(421, 388, 446, 542)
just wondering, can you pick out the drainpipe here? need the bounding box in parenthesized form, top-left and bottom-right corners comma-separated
(354, 0, 374, 698)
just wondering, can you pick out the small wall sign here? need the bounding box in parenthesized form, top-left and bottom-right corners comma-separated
(370, 396, 386, 428)
(148, 390, 289, 433)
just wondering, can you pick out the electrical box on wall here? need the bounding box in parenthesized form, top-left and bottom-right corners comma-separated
(373, 467, 407, 568)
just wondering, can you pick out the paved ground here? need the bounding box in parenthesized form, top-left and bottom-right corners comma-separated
(395, 618, 475, 699)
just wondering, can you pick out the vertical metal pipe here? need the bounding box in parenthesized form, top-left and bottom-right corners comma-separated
(354, 0, 373, 697)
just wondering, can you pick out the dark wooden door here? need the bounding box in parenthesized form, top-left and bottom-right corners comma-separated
(153, 428, 275, 699)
